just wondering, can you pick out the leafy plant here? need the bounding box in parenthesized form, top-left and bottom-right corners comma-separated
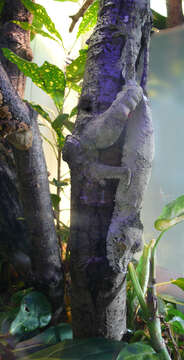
(127, 194, 184, 360)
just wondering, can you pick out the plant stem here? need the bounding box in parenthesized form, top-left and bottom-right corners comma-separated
(56, 148, 62, 230)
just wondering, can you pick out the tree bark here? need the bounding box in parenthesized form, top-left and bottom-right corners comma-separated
(0, 0, 64, 318)
(166, 0, 184, 28)
(63, 0, 153, 340)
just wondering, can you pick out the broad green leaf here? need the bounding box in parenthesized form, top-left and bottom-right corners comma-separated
(116, 342, 158, 360)
(21, 338, 127, 360)
(25, 101, 51, 123)
(12, 21, 59, 42)
(69, 106, 78, 118)
(77, 0, 99, 38)
(20, 0, 63, 45)
(169, 316, 184, 335)
(166, 307, 184, 321)
(15, 323, 72, 358)
(50, 194, 61, 209)
(152, 9, 167, 30)
(10, 292, 52, 339)
(154, 195, 184, 231)
(158, 293, 184, 306)
(2, 48, 66, 110)
(52, 114, 68, 132)
(66, 49, 87, 84)
(67, 81, 82, 93)
(172, 277, 184, 292)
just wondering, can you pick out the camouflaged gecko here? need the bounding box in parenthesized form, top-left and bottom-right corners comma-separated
(63, 81, 154, 274)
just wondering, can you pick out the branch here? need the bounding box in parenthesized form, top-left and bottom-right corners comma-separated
(69, 0, 94, 32)
(0, 61, 33, 150)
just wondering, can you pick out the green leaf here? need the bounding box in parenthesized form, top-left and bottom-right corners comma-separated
(52, 114, 68, 132)
(77, 0, 99, 38)
(116, 343, 158, 359)
(2, 48, 66, 110)
(66, 49, 87, 84)
(67, 81, 82, 93)
(12, 21, 59, 42)
(25, 101, 51, 123)
(10, 292, 52, 339)
(20, 0, 63, 45)
(136, 240, 153, 295)
(151, 9, 167, 30)
(158, 293, 184, 306)
(50, 194, 61, 209)
(154, 195, 184, 231)
(69, 106, 78, 118)
(172, 277, 184, 292)
(169, 316, 184, 335)
(21, 338, 127, 360)
(50, 178, 70, 188)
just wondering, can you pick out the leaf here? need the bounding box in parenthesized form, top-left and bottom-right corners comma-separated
(151, 9, 167, 30)
(69, 106, 78, 118)
(116, 342, 158, 360)
(136, 240, 153, 295)
(12, 21, 59, 42)
(2, 48, 66, 110)
(66, 49, 87, 84)
(50, 194, 61, 209)
(20, 0, 63, 45)
(172, 277, 184, 292)
(24, 101, 51, 123)
(50, 178, 70, 188)
(21, 338, 127, 360)
(52, 114, 68, 132)
(169, 316, 184, 335)
(158, 293, 184, 306)
(77, 0, 99, 38)
(154, 195, 184, 231)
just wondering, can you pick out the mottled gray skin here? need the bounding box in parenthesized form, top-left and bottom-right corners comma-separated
(63, 0, 153, 340)
(106, 94, 154, 273)
(65, 83, 154, 274)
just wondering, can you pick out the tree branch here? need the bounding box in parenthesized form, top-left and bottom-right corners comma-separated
(69, 0, 95, 32)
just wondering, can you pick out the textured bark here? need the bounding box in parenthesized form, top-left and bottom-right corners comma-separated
(0, 0, 64, 318)
(0, 0, 33, 274)
(63, 0, 153, 339)
(166, 0, 184, 28)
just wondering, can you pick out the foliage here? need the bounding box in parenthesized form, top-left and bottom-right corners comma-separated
(127, 194, 184, 359)
(77, 0, 99, 38)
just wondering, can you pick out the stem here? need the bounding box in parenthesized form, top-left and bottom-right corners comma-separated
(56, 148, 62, 230)
(128, 262, 149, 320)
(146, 240, 171, 359)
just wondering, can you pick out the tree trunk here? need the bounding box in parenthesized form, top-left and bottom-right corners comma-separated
(63, 0, 153, 340)
(166, 0, 184, 28)
(0, 0, 64, 319)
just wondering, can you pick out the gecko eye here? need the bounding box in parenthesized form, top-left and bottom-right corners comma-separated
(24, 305, 30, 312)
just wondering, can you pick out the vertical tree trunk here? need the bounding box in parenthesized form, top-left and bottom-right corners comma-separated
(63, 0, 153, 340)
(0, 0, 33, 274)
(166, 0, 183, 28)
(0, 0, 64, 318)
